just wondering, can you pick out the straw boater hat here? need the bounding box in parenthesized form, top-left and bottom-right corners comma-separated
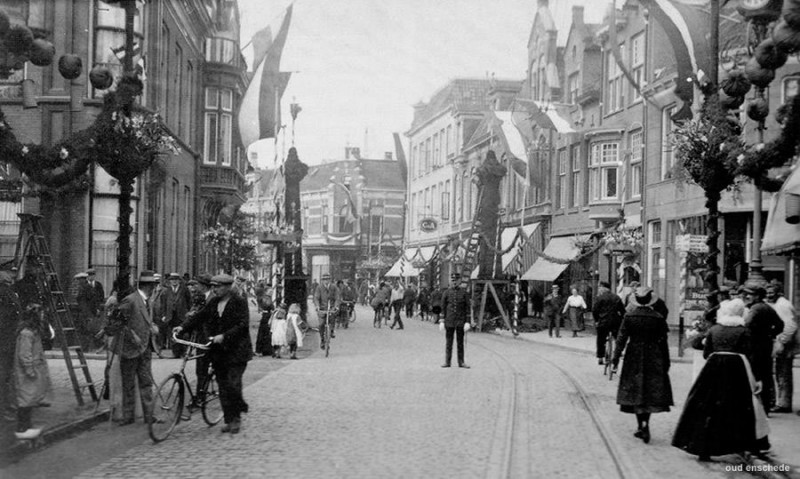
(74, 272, 88, 279)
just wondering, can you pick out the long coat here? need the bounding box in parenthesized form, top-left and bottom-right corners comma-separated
(182, 293, 253, 366)
(113, 291, 155, 359)
(612, 307, 674, 413)
(441, 286, 469, 328)
(160, 284, 191, 325)
(14, 326, 51, 408)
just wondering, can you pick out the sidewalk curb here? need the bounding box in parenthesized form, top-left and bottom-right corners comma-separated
(7, 409, 109, 458)
(486, 329, 695, 364)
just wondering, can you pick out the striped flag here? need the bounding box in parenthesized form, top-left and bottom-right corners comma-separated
(238, 4, 293, 148)
(638, 0, 714, 103)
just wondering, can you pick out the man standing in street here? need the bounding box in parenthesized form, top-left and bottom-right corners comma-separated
(175, 274, 252, 434)
(593, 281, 626, 365)
(742, 280, 784, 412)
(765, 281, 798, 413)
(313, 273, 340, 348)
(441, 272, 470, 369)
(112, 271, 159, 426)
(161, 273, 191, 358)
(543, 284, 565, 338)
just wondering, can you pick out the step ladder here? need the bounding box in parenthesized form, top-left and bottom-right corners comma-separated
(458, 187, 484, 287)
(15, 214, 98, 406)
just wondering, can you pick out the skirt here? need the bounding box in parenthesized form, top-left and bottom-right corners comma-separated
(567, 306, 584, 331)
(672, 352, 767, 457)
(255, 312, 273, 355)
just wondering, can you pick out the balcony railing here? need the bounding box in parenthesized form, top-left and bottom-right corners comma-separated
(199, 166, 245, 192)
(205, 37, 245, 69)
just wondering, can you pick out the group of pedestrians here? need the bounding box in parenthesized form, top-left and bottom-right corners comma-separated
(600, 277, 798, 464)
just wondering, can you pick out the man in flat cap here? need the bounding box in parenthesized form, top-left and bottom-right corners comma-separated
(111, 271, 160, 425)
(742, 280, 784, 412)
(313, 273, 340, 349)
(441, 272, 470, 368)
(175, 274, 252, 434)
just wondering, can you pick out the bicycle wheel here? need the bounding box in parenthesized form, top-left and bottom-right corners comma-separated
(149, 374, 184, 443)
(201, 371, 224, 426)
(606, 337, 615, 380)
(325, 315, 331, 358)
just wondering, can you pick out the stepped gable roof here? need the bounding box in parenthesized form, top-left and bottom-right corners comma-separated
(300, 158, 405, 192)
(410, 78, 520, 132)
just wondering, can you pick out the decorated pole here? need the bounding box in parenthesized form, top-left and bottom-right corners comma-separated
(283, 146, 308, 316)
(678, 250, 688, 356)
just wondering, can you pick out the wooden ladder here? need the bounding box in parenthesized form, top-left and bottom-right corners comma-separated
(15, 214, 98, 406)
(458, 186, 484, 287)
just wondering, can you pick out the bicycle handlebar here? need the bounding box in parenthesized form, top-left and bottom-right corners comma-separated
(171, 332, 212, 350)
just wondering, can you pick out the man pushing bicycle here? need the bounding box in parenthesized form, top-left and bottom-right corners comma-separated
(313, 273, 340, 349)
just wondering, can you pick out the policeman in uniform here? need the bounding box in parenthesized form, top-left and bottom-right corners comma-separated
(441, 272, 470, 368)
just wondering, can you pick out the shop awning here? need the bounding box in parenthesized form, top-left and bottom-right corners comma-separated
(501, 223, 541, 273)
(384, 256, 420, 277)
(521, 235, 582, 282)
(762, 166, 800, 255)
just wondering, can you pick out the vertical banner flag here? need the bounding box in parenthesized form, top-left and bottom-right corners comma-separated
(238, 4, 294, 148)
(637, 0, 713, 112)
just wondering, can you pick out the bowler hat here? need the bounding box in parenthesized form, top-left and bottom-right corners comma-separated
(138, 270, 159, 284)
(86, 268, 96, 275)
(210, 274, 234, 285)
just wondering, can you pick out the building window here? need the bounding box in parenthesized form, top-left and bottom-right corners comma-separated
(568, 72, 579, 104)
(204, 87, 233, 165)
(661, 105, 676, 180)
(606, 46, 625, 113)
(557, 149, 567, 210)
(204, 113, 218, 165)
(570, 145, 581, 207)
(630, 33, 645, 103)
(590, 142, 620, 201)
(446, 125, 453, 157)
(442, 180, 450, 221)
(425, 138, 432, 173)
(321, 201, 329, 233)
(648, 221, 662, 293)
(630, 130, 643, 198)
(783, 75, 800, 102)
(461, 171, 469, 222)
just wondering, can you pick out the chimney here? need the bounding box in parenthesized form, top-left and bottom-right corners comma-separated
(345, 147, 361, 160)
(572, 5, 584, 26)
(384, 152, 392, 160)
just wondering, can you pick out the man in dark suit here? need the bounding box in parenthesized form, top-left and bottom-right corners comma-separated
(160, 272, 191, 358)
(112, 271, 159, 425)
(592, 281, 626, 365)
(441, 272, 470, 369)
(175, 274, 253, 434)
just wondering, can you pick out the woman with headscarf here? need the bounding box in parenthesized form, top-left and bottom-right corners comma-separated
(611, 287, 674, 444)
(672, 298, 770, 461)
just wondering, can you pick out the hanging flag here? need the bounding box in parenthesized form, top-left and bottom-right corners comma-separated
(110, 42, 142, 65)
(393, 133, 408, 186)
(238, 4, 294, 148)
(638, 0, 714, 105)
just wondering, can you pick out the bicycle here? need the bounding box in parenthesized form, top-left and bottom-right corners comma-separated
(316, 308, 337, 357)
(148, 333, 223, 443)
(603, 331, 615, 380)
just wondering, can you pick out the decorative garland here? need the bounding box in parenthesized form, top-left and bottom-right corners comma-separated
(0, 74, 179, 195)
(672, 91, 800, 195)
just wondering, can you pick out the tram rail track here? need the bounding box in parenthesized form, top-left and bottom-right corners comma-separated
(473, 333, 639, 479)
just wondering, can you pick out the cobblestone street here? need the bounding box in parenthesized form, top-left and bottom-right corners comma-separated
(3, 304, 799, 478)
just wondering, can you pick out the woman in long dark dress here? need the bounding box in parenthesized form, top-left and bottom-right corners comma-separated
(672, 298, 770, 461)
(254, 291, 274, 356)
(611, 287, 673, 444)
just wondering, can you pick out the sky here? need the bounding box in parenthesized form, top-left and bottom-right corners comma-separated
(237, 0, 614, 168)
